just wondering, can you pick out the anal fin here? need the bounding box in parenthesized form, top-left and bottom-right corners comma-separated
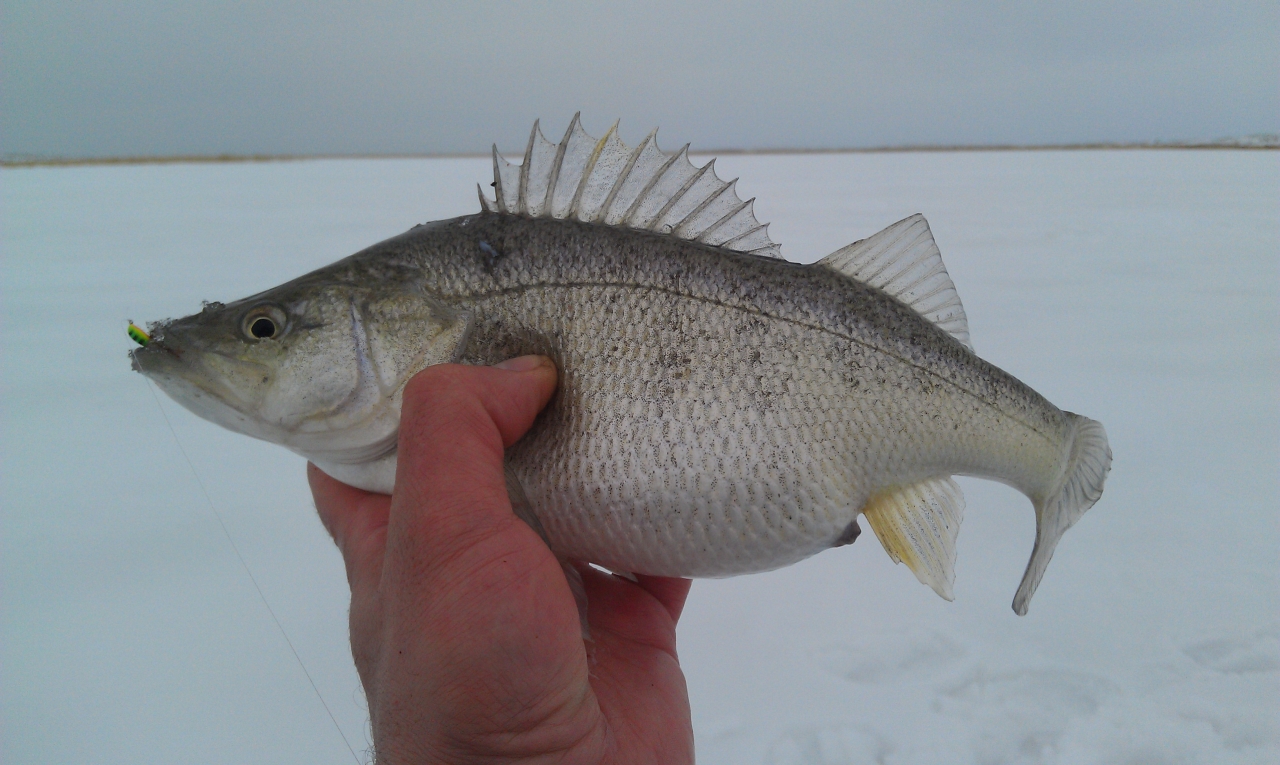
(862, 476, 965, 600)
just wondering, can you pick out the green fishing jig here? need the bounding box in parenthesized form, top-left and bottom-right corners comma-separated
(127, 322, 150, 347)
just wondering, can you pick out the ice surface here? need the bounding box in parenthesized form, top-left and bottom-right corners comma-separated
(2, 150, 1276, 764)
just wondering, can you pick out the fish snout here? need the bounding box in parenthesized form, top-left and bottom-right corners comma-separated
(129, 328, 186, 377)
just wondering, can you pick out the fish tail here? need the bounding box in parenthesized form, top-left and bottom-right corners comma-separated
(1012, 413, 1112, 615)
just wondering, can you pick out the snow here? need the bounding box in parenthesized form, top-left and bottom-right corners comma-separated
(2, 149, 1276, 764)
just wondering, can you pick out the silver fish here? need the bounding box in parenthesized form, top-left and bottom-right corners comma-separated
(131, 116, 1111, 614)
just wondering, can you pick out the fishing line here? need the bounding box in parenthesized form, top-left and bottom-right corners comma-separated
(144, 379, 363, 765)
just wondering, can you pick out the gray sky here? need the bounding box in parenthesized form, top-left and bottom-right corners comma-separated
(3, 1, 1276, 159)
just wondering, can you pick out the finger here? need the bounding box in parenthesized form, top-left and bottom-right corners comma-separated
(390, 358, 559, 574)
(475, 355, 560, 448)
(377, 359, 590, 706)
(567, 564, 693, 626)
(308, 463, 391, 593)
(572, 565, 683, 658)
(309, 462, 371, 542)
(634, 575, 693, 624)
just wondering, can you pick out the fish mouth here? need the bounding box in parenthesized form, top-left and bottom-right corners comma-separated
(129, 334, 182, 371)
(130, 329, 276, 440)
(129, 316, 402, 461)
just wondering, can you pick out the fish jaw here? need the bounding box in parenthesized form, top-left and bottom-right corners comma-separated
(130, 333, 283, 444)
(128, 278, 474, 476)
(129, 317, 404, 464)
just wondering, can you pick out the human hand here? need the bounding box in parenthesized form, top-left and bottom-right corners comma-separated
(309, 357, 695, 764)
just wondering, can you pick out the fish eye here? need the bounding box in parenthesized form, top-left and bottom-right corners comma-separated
(250, 317, 276, 338)
(242, 306, 287, 341)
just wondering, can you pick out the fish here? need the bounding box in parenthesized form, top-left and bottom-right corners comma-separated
(131, 115, 1111, 614)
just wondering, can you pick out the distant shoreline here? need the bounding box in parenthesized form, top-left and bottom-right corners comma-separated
(4, 139, 1276, 168)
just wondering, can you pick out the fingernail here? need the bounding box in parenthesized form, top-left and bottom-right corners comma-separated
(494, 355, 547, 372)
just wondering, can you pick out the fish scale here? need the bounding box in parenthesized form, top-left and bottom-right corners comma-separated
(410, 214, 1057, 579)
(131, 116, 1110, 613)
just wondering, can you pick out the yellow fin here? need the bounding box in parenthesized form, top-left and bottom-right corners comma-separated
(862, 477, 965, 601)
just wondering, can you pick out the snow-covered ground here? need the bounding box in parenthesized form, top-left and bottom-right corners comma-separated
(3, 148, 1276, 764)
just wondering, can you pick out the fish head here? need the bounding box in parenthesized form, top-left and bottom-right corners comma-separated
(131, 273, 471, 465)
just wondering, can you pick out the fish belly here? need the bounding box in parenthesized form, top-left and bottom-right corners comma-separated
(475, 284, 1069, 578)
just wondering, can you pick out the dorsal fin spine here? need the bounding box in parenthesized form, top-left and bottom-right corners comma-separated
(518, 121, 539, 215)
(674, 177, 735, 237)
(491, 146, 510, 214)
(620, 145, 686, 226)
(542, 114, 578, 215)
(720, 219, 767, 249)
(483, 117, 783, 257)
(653, 158, 714, 233)
(697, 196, 752, 243)
(595, 131, 654, 223)
(567, 122, 616, 219)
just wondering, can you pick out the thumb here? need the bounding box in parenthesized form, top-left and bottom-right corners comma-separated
(398, 355, 558, 471)
(389, 356, 558, 568)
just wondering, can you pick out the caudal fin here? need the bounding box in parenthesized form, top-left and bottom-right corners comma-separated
(1012, 414, 1112, 615)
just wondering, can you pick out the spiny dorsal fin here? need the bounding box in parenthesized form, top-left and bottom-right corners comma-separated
(861, 476, 966, 601)
(819, 214, 972, 350)
(479, 113, 782, 259)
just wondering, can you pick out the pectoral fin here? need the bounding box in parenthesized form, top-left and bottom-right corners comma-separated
(861, 477, 965, 600)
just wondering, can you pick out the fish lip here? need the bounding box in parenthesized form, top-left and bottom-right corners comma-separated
(129, 333, 185, 373)
(129, 340, 164, 373)
(130, 332, 265, 418)
(131, 338, 183, 368)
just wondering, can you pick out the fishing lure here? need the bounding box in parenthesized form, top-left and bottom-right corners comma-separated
(127, 322, 150, 347)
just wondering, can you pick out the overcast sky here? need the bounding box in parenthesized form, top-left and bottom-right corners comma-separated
(2, 1, 1276, 159)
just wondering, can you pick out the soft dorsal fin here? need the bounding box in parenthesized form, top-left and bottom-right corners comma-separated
(479, 114, 782, 259)
(861, 476, 966, 601)
(819, 215, 972, 350)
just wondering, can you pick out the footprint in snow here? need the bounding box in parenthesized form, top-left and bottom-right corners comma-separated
(809, 627, 966, 684)
(765, 724, 892, 765)
(1182, 624, 1280, 675)
(933, 667, 1116, 763)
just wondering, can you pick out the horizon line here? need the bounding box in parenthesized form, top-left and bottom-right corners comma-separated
(4, 138, 1276, 168)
